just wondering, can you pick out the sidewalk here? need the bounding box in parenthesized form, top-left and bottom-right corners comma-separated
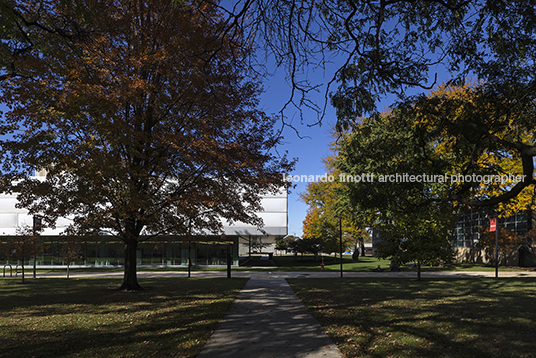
(33, 269, 536, 279)
(196, 277, 342, 358)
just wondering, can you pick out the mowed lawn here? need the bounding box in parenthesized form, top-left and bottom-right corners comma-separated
(273, 254, 392, 271)
(273, 254, 527, 272)
(0, 277, 247, 358)
(288, 278, 536, 358)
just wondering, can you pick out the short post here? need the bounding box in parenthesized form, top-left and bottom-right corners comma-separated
(33, 215, 42, 279)
(495, 222, 499, 278)
(335, 215, 343, 278)
(490, 217, 499, 278)
(3, 264, 12, 277)
(187, 241, 191, 278)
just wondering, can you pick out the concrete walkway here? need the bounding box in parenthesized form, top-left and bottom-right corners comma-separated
(32, 269, 536, 279)
(197, 276, 342, 358)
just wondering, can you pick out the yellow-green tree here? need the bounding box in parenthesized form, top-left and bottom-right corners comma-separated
(301, 150, 366, 260)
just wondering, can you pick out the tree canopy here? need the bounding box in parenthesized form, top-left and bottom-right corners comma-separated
(198, 0, 536, 207)
(188, 1, 536, 124)
(338, 83, 536, 210)
(0, 0, 293, 290)
(335, 83, 536, 275)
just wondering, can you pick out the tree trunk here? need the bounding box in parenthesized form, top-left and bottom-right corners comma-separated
(352, 246, 359, 262)
(417, 261, 421, 281)
(120, 239, 143, 291)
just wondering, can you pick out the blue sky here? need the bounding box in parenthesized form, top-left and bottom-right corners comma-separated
(259, 67, 341, 238)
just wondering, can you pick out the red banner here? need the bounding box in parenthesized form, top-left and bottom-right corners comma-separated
(490, 218, 497, 232)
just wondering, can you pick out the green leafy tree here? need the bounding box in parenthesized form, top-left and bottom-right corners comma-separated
(275, 235, 297, 253)
(336, 82, 536, 277)
(336, 95, 462, 278)
(0, 0, 293, 290)
(374, 210, 456, 280)
(288, 237, 324, 260)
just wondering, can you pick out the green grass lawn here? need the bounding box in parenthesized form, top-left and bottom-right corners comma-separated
(273, 254, 392, 271)
(0, 277, 247, 358)
(288, 277, 536, 358)
(273, 254, 530, 272)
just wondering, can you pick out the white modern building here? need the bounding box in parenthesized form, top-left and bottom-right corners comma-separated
(0, 176, 288, 266)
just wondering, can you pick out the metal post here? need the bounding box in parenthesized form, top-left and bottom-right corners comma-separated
(495, 221, 499, 278)
(339, 216, 343, 278)
(188, 241, 191, 278)
(32, 215, 42, 279)
(227, 245, 231, 278)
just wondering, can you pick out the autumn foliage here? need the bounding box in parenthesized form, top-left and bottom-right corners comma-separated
(0, 0, 292, 290)
(0, 226, 42, 283)
(478, 227, 523, 262)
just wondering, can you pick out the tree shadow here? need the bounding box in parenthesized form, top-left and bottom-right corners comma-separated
(290, 278, 536, 358)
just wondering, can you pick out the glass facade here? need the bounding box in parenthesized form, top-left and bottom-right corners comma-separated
(1, 236, 240, 267)
(452, 209, 533, 248)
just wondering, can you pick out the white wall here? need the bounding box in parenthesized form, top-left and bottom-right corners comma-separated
(0, 180, 288, 237)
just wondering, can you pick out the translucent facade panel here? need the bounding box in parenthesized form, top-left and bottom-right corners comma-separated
(0, 214, 18, 228)
(0, 179, 288, 238)
(259, 197, 287, 212)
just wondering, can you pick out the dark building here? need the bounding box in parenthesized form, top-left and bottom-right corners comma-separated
(452, 208, 536, 267)
(452, 209, 533, 248)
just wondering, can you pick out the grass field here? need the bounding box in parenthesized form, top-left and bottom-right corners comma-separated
(273, 254, 530, 272)
(288, 278, 536, 358)
(0, 277, 247, 358)
(273, 254, 392, 271)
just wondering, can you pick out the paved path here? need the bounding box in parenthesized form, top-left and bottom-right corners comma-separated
(197, 276, 342, 358)
(33, 269, 536, 279)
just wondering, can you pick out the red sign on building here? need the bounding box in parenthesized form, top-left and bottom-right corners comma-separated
(490, 218, 497, 232)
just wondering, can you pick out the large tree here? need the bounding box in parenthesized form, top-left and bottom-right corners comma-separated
(338, 83, 536, 209)
(336, 83, 536, 275)
(0, 0, 292, 290)
(335, 86, 463, 274)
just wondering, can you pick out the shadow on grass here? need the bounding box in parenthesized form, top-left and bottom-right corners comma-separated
(289, 278, 536, 358)
(0, 277, 247, 358)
